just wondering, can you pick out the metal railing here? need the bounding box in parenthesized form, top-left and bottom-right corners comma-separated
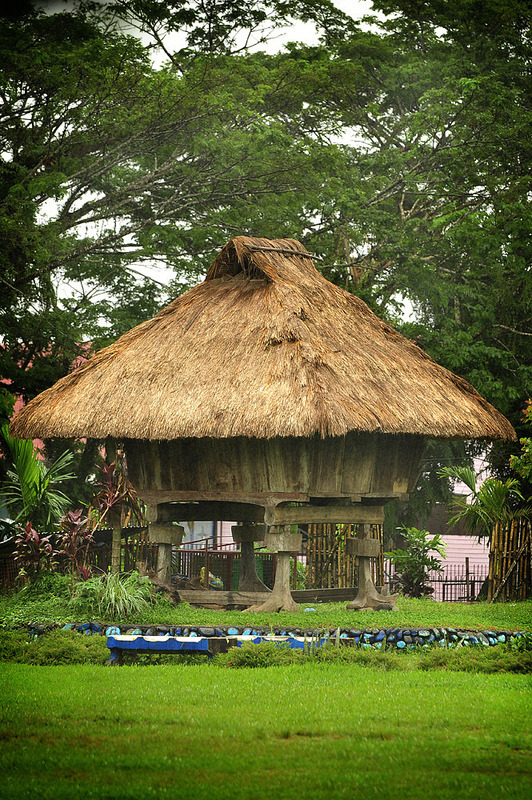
(384, 557, 489, 602)
(174, 537, 307, 590)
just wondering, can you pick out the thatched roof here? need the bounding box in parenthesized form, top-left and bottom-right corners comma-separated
(11, 236, 515, 442)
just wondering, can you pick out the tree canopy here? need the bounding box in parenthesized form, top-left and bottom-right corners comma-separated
(1, 0, 530, 488)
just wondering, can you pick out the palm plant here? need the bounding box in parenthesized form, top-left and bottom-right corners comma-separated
(439, 466, 528, 538)
(0, 423, 75, 531)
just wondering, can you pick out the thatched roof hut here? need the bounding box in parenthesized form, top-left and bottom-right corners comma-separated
(10, 236, 515, 443)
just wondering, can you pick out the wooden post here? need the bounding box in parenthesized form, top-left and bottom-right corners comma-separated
(204, 538, 209, 587)
(345, 525, 399, 610)
(244, 526, 301, 612)
(231, 525, 270, 593)
(148, 524, 184, 585)
(111, 527, 121, 574)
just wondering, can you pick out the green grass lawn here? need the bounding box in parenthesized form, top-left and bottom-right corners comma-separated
(1, 591, 531, 632)
(1, 662, 530, 800)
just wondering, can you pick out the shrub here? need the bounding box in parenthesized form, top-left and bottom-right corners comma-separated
(57, 509, 94, 581)
(510, 632, 532, 652)
(0, 629, 109, 665)
(69, 570, 153, 620)
(385, 526, 446, 597)
(219, 642, 303, 668)
(18, 572, 72, 600)
(218, 642, 409, 669)
(13, 522, 58, 582)
(419, 644, 532, 674)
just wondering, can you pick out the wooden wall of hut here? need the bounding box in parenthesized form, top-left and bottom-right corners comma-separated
(306, 523, 384, 590)
(125, 433, 425, 502)
(488, 519, 531, 601)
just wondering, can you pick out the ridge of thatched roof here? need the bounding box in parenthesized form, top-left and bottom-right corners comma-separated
(10, 236, 515, 442)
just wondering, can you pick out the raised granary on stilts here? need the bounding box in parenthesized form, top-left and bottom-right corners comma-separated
(10, 236, 516, 610)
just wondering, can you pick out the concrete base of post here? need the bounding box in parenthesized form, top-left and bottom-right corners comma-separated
(245, 526, 301, 612)
(232, 525, 270, 593)
(346, 553, 399, 611)
(149, 524, 184, 585)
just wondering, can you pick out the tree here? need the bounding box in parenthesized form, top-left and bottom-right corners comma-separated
(295, 0, 531, 505)
(0, 0, 350, 399)
(510, 400, 532, 485)
(2, 0, 529, 527)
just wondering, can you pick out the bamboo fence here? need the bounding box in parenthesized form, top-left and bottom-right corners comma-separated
(306, 523, 384, 590)
(488, 518, 531, 601)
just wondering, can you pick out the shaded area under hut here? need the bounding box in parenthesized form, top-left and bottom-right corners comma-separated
(11, 236, 515, 611)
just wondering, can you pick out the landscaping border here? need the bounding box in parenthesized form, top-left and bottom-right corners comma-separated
(13, 622, 527, 650)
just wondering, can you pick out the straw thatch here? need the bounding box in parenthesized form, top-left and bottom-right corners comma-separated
(10, 236, 515, 442)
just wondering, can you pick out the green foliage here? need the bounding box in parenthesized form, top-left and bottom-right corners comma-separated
(0, 1, 348, 400)
(385, 526, 446, 598)
(0, 626, 531, 672)
(0, 588, 78, 627)
(220, 641, 299, 668)
(68, 571, 153, 620)
(13, 523, 58, 581)
(16, 571, 72, 600)
(509, 631, 532, 653)
(440, 465, 529, 536)
(0, 628, 108, 665)
(0, 422, 75, 529)
(510, 400, 532, 483)
(219, 641, 407, 669)
(419, 644, 532, 675)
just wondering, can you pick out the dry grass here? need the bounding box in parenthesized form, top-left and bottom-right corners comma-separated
(11, 236, 514, 442)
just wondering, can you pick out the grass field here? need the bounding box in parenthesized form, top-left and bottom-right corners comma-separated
(1, 596, 531, 799)
(1, 592, 532, 632)
(1, 661, 531, 800)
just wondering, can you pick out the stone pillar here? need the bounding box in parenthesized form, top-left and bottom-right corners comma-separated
(245, 525, 301, 613)
(149, 524, 185, 585)
(345, 527, 398, 610)
(231, 524, 270, 593)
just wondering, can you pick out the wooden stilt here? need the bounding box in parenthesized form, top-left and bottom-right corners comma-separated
(345, 527, 398, 610)
(111, 527, 121, 574)
(231, 525, 270, 593)
(244, 526, 301, 612)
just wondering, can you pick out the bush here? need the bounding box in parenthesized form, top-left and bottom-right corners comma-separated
(510, 632, 532, 652)
(385, 526, 446, 598)
(18, 572, 72, 600)
(68, 570, 153, 620)
(0, 628, 109, 665)
(219, 642, 301, 668)
(419, 644, 532, 674)
(218, 641, 409, 669)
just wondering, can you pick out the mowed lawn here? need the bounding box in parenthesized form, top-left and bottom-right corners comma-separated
(1, 662, 530, 800)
